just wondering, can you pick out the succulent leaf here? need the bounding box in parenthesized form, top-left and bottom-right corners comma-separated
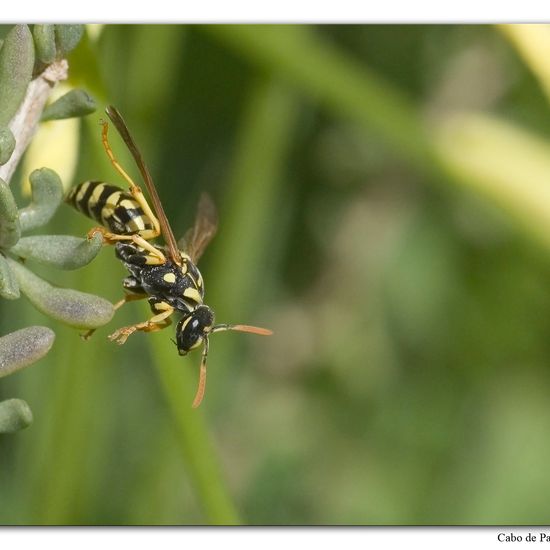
(42, 89, 96, 121)
(0, 25, 35, 127)
(7, 257, 114, 329)
(18, 168, 63, 233)
(10, 233, 103, 270)
(33, 24, 57, 65)
(0, 177, 21, 248)
(0, 325, 54, 378)
(0, 127, 15, 165)
(0, 398, 33, 433)
(54, 25, 84, 57)
(0, 253, 19, 299)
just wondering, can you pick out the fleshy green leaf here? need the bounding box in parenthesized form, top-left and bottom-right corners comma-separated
(7, 257, 114, 329)
(0, 253, 19, 299)
(54, 25, 84, 57)
(0, 326, 54, 378)
(0, 25, 34, 127)
(18, 168, 63, 233)
(0, 399, 33, 433)
(0, 127, 15, 165)
(0, 177, 21, 248)
(10, 232, 103, 270)
(33, 24, 56, 65)
(41, 89, 96, 121)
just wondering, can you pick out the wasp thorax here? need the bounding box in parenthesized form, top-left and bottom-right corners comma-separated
(176, 305, 215, 355)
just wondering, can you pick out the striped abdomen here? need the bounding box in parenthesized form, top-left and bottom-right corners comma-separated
(66, 181, 155, 236)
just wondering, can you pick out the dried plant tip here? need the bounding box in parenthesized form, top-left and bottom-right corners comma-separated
(18, 168, 63, 233)
(7, 257, 114, 329)
(0, 177, 20, 248)
(0, 127, 15, 165)
(0, 399, 33, 433)
(33, 25, 56, 65)
(0, 326, 55, 378)
(0, 25, 34, 127)
(11, 233, 103, 270)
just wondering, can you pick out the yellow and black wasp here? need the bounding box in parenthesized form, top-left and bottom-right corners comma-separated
(66, 106, 272, 407)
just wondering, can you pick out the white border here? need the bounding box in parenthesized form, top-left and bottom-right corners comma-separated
(1, 1, 550, 23)
(1, 527, 546, 550)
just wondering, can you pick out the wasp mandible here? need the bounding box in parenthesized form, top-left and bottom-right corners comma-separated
(66, 106, 272, 407)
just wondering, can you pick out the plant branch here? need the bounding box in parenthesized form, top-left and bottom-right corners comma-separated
(0, 59, 68, 184)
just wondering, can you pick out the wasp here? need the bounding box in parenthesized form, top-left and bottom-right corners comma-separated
(66, 106, 272, 407)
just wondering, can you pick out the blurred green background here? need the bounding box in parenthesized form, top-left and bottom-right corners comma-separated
(3, 24, 550, 524)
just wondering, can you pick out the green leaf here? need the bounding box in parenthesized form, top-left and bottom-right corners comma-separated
(206, 25, 433, 170)
(54, 25, 84, 57)
(0, 399, 33, 433)
(7, 257, 114, 329)
(33, 24, 56, 65)
(0, 325, 55, 378)
(18, 168, 63, 233)
(0, 127, 15, 165)
(0, 177, 21, 248)
(0, 253, 19, 299)
(0, 25, 34, 127)
(41, 89, 96, 121)
(10, 232, 103, 270)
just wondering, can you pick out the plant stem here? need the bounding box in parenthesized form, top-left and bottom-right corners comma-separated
(0, 60, 68, 184)
(149, 332, 241, 525)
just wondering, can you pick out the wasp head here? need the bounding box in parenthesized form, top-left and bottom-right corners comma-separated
(175, 305, 215, 355)
(174, 305, 272, 408)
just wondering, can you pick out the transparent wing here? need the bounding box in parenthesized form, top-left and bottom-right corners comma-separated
(179, 193, 218, 263)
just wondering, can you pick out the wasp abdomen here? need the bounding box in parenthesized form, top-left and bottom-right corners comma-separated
(66, 181, 155, 236)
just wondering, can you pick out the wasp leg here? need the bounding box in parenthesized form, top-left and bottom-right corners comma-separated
(100, 119, 161, 240)
(86, 225, 134, 246)
(80, 293, 148, 341)
(113, 292, 148, 311)
(130, 235, 166, 264)
(87, 225, 114, 243)
(85, 225, 166, 265)
(108, 302, 174, 345)
(101, 119, 139, 192)
(127, 185, 161, 240)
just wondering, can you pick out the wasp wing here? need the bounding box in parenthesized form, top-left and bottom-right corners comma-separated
(106, 105, 182, 266)
(179, 193, 218, 264)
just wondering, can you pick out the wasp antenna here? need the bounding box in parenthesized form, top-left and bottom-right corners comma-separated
(192, 361, 207, 408)
(192, 340, 209, 408)
(191, 363, 206, 409)
(231, 324, 273, 336)
(211, 324, 273, 336)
